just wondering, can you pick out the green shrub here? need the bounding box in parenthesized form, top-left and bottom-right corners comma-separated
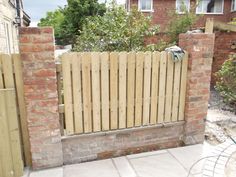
(215, 54, 236, 109)
(229, 18, 236, 25)
(74, 6, 160, 52)
(166, 5, 199, 43)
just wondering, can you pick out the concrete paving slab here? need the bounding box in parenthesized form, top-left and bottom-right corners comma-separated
(127, 149, 168, 159)
(168, 143, 213, 175)
(64, 159, 120, 177)
(22, 167, 30, 177)
(130, 152, 188, 177)
(29, 167, 63, 177)
(112, 157, 137, 177)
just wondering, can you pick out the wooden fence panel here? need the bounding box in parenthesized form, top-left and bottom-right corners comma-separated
(101, 52, 110, 131)
(62, 54, 74, 134)
(0, 54, 24, 177)
(82, 53, 92, 133)
(179, 53, 188, 121)
(119, 52, 127, 129)
(72, 53, 83, 133)
(164, 53, 174, 123)
(157, 51, 167, 123)
(12, 54, 31, 165)
(5, 90, 24, 177)
(143, 52, 152, 125)
(135, 52, 144, 126)
(0, 90, 15, 177)
(172, 59, 182, 122)
(59, 51, 188, 135)
(110, 52, 118, 130)
(127, 52, 135, 128)
(150, 52, 160, 124)
(91, 52, 101, 132)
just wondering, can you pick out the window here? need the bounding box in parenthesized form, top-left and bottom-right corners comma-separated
(138, 0, 153, 12)
(232, 0, 236, 11)
(176, 0, 190, 13)
(196, 0, 224, 14)
(3, 22, 11, 54)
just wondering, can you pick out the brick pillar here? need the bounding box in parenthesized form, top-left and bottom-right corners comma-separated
(19, 27, 63, 169)
(179, 33, 215, 145)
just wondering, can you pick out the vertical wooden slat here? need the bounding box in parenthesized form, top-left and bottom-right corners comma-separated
(119, 52, 127, 129)
(164, 53, 174, 123)
(62, 54, 74, 134)
(135, 52, 144, 126)
(5, 90, 24, 177)
(178, 53, 188, 121)
(72, 53, 83, 133)
(150, 52, 160, 124)
(1, 54, 14, 88)
(0, 55, 3, 88)
(143, 52, 152, 125)
(0, 55, 14, 177)
(205, 18, 214, 34)
(0, 161, 3, 177)
(82, 53, 92, 133)
(101, 52, 109, 131)
(56, 64, 64, 135)
(110, 52, 118, 130)
(2, 55, 23, 176)
(127, 52, 135, 128)
(157, 51, 167, 124)
(172, 58, 182, 122)
(91, 52, 101, 132)
(0, 90, 14, 177)
(12, 54, 31, 166)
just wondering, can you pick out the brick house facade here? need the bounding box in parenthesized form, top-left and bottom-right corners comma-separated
(127, 0, 236, 85)
(126, 0, 236, 30)
(0, 0, 30, 54)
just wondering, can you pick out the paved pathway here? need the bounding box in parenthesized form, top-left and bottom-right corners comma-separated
(23, 143, 220, 177)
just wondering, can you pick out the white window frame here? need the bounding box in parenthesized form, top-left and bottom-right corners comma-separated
(232, 0, 236, 11)
(176, 0, 191, 14)
(138, 0, 154, 12)
(196, 0, 224, 14)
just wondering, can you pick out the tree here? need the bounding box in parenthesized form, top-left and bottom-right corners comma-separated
(61, 0, 106, 44)
(38, 9, 65, 45)
(74, 6, 160, 52)
(38, 0, 106, 45)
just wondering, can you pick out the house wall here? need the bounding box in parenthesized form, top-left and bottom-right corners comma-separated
(129, 0, 234, 30)
(0, 0, 19, 54)
(212, 31, 236, 85)
(0, 0, 29, 54)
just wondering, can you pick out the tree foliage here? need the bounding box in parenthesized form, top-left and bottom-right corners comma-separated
(215, 54, 236, 110)
(61, 0, 106, 44)
(38, 9, 65, 45)
(74, 6, 160, 52)
(38, 0, 106, 45)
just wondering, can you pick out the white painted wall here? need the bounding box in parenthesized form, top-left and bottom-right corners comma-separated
(0, 0, 19, 54)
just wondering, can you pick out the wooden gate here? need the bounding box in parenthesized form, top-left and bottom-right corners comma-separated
(0, 54, 30, 177)
(57, 51, 188, 135)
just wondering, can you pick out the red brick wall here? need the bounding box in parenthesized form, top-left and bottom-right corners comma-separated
(212, 31, 236, 85)
(19, 27, 63, 170)
(179, 33, 215, 144)
(130, 0, 233, 30)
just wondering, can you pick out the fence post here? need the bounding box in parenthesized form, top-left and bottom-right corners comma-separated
(19, 27, 63, 169)
(179, 33, 215, 145)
